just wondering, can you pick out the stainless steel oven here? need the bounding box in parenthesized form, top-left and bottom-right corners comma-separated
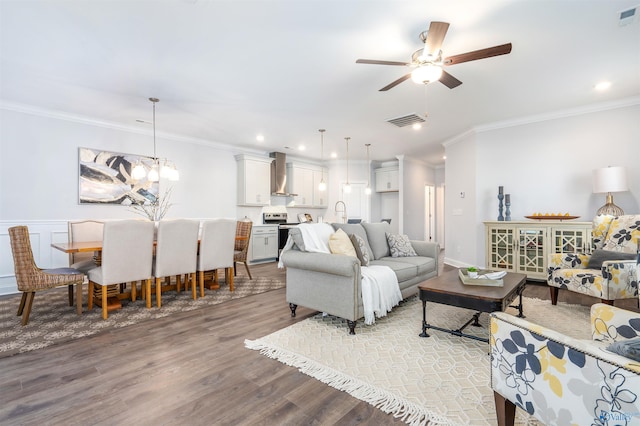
(263, 212, 298, 259)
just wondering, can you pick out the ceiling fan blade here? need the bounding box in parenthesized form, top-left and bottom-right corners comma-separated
(356, 59, 411, 66)
(439, 70, 462, 89)
(424, 21, 449, 56)
(380, 74, 412, 91)
(443, 43, 512, 66)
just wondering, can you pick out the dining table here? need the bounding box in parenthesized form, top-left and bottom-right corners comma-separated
(51, 236, 248, 312)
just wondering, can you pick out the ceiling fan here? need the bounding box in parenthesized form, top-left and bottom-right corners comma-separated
(356, 21, 512, 91)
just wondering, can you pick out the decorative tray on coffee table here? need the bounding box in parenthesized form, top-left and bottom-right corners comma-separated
(458, 269, 506, 287)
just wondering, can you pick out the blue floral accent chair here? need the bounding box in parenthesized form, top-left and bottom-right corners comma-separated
(490, 303, 640, 425)
(547, 214, 640, 305)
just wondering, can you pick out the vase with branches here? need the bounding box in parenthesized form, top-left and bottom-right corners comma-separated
(129, 187, 173, 221)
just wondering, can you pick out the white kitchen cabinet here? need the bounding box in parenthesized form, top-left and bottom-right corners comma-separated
(375, 167, 399, 192)
(236, 154, 272, 206)
(250, 225, 278, 263)
(484, 221, 592, 280)
(287, 163, 328, 207)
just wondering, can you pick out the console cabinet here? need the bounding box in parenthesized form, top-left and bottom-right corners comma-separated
(484, 221, 592, 280)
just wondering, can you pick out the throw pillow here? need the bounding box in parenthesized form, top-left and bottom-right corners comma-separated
(329, 228, 357, 258)
(586, 249, 636, 269)
(386, 233, 417, 258)
(607, 337, 640, 362)
(349, 233, 370, 266)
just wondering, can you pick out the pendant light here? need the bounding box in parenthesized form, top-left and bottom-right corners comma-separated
(343, 137, 351, 194)
(364, 143, 372, 195)
(132, 97, 179, 182)
(318, 129, 327, 192)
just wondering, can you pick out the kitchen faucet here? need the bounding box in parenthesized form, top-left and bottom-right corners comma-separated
(334, 201, 347, 223)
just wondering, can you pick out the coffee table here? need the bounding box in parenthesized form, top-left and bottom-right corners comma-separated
(418, 269, 527, 343)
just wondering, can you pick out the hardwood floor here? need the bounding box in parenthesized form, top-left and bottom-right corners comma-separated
(1, 260, 637, 425)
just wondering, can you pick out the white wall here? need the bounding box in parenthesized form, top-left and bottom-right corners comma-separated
(444, 101, 640, 268)
(0, 107, 238, 221)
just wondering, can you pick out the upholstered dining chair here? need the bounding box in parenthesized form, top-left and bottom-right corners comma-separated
(197, 218, 237, 295)
(67, 220, 104, 273)
(9, 226, 85, 325)
(151, 219, 200, 307)
(87, 220, 154, 319)
(233, 219, 253, 280)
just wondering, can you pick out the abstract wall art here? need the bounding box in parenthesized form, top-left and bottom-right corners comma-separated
(78, 147, 159, 205)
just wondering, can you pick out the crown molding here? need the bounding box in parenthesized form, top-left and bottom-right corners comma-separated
(441, 96, 640, 148)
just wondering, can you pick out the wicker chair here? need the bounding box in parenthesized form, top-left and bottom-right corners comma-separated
(9, 226, 85, 325)
(233, 219, 253, 280)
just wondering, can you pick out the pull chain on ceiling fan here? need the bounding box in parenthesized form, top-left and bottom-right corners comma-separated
(356, 21, 512, 91)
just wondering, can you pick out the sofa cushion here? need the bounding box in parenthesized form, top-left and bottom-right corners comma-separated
(350, 233, 370, 266)
(332, 223, 373, 260)
(586, 249, 637, 269)
(329, 229, 357, 257)
(369, 258, 417, 282)
(361, 222, 391, 259)
(386, 233, 417, 257)
(384, 255, 436, 276)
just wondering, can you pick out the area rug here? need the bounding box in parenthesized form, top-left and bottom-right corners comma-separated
(0, 276, 284, 358)
(245, 296, 592, 426)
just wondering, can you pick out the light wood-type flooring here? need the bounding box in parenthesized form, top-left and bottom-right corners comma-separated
(1, 260, 637, 425)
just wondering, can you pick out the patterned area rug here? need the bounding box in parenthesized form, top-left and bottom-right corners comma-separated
(246, 296, 591, 426)
(0, 276, 284, 358)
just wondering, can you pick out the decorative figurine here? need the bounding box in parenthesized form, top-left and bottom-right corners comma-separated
(498, 186, 504, 221)
(505, 193, 511, 221)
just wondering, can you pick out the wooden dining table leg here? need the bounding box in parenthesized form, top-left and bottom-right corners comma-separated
(88, 281, 94, 311)
(190, 272, 197, 300)
(145, 279, 152, 309)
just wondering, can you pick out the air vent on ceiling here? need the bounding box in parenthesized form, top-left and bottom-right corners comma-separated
(386, 113, 426, 128)
(619, 5, 637, 26)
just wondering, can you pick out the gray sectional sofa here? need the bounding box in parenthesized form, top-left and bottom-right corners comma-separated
(281, 221, 440, 334)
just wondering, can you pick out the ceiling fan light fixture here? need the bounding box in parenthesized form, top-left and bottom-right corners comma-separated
(411, 64, 443, 85)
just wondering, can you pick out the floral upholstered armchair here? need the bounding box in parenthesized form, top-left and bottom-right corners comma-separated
(490, 303, 640, 426)
(548, 214, 639, 305)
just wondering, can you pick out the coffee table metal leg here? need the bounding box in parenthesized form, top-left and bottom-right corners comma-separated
(508, 287, 526, 318)
(419, 299, 430, 337)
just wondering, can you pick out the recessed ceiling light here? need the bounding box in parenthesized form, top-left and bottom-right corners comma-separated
(442, 155, 447, 160)
(298, 144, 306, 151)
(412, 123, 422, 130)
(330, 152, 337, 158)
(594, 81, 611, 91)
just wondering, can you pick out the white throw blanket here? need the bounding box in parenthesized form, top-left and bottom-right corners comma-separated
(279, 223, 402, 325)
(360, 265, 402, 325)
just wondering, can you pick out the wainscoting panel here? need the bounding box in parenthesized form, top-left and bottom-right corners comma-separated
(0, 221, 69, 295)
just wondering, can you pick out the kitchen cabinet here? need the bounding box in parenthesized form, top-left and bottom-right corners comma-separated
(250, 225, 278, 263)
(236, 154, 272, 206)
(484, 221, 592, 280)
(375, 167, 399, 192)
(287, 163, 328, 207)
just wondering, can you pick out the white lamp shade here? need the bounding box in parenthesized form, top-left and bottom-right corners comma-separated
(131, 163, 146, 180)
(592, 166, 628, 193)
(411, 64, 443, 84)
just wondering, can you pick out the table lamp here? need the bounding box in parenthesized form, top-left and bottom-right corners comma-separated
(592, 166, 628, 216)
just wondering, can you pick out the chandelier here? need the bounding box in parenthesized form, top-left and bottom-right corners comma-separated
(132, 97, 179, 182)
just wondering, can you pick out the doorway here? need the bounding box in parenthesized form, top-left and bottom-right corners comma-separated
(425, 185, 435, 242)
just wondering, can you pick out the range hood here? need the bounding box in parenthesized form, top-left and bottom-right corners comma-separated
(270, 152, 297, 196)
